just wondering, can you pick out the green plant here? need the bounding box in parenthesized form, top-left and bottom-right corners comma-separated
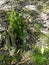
(8, 9, 25, 37)
(31, 46, 49, 65)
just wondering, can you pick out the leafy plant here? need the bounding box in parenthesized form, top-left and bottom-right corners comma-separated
(31, 46, 49, 65)
(8, 9, 25, 37)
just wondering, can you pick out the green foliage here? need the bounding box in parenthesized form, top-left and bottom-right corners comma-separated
(37, 5, 43, 11)
(33, 54, 47, 65)
(0, 54, 11, 65)
(8, 9, 25, 37)
(31, 46, 49, 65)
(34, 23, 42, 32)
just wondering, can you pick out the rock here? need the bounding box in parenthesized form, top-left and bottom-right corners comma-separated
(23, 5, 37, 11)
(0, 34, 1, 39)
(0, 0, 6, 5)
